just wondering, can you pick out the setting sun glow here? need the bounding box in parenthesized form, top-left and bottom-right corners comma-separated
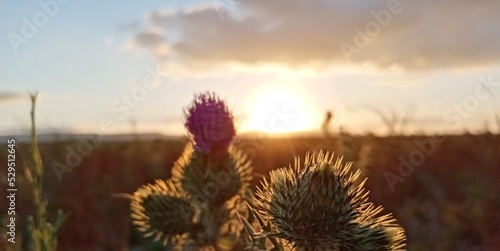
(242, 85, 320, 134)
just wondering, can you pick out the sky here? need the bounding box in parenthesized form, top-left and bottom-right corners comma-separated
(1, 0, 500, 137)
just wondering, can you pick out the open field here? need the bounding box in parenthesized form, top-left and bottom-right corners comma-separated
(1, 133, 499, 250)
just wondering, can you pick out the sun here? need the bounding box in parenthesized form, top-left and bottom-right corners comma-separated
(242, 85, 319, 134)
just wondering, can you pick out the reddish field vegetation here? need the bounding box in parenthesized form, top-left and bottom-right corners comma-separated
(1, 133, 499, 250)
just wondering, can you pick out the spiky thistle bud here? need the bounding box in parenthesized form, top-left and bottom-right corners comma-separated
(185, 92, 236, 155)
(255, 151, 405, 251)
(131, 179, 195, 245)
(172, 143, 252, 206)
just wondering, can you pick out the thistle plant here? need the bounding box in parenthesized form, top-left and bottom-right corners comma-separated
(130, 92, 253, 250)
(247, 151, 405, 251)
(130, 91, 405, 250)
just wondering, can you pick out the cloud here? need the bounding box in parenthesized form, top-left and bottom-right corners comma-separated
(126, 31, 169, 58)
(135, 31, 165, 48)
(130, 0, 500, 71)
(117, 20, 140, 31)
(0, 92, 26, 104)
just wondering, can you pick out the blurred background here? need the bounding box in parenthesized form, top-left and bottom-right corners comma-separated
(1, 0, 499, 250)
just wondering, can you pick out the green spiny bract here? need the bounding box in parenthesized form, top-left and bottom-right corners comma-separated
(172, 142, 253, 206)
(131, 179, 195, 245)
(171, 142, 253, 248)
(255, 151, 405, 251)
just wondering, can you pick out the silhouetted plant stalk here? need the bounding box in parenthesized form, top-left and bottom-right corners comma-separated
(25, 93, 66, 251)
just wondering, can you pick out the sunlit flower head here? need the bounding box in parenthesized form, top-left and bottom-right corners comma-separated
(185, 92, 236, 154)
(255, 151, 405, 250)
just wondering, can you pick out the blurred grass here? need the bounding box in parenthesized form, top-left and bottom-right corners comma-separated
(1, 133, 499, 250)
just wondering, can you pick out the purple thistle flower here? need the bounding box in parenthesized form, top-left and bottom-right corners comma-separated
(185, 92, 236, 154)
